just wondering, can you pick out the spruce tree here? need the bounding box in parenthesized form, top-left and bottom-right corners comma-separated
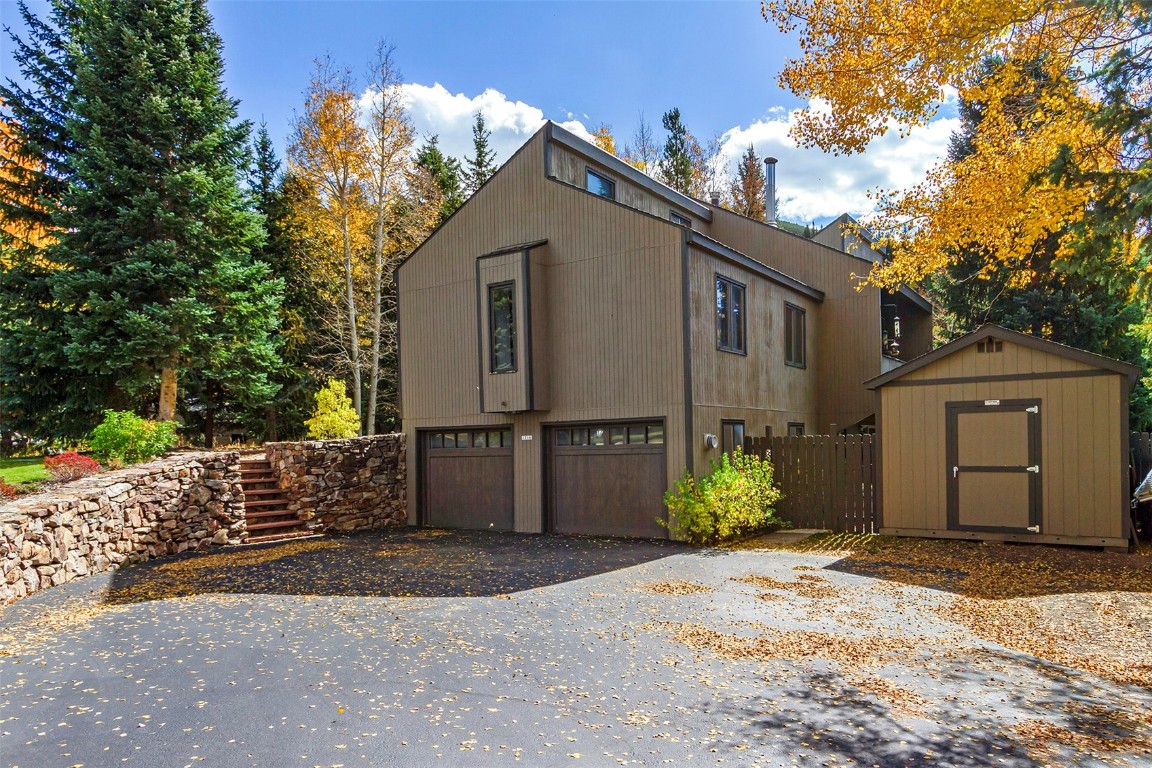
(0, 0, 107, 440)
(416, 134, 465, 222)
(464, 111, 497, 194)
(46, 0, 281, 428)
(657, 108, 693, 194)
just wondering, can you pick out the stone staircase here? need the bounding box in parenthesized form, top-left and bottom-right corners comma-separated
(238, 455, 311, 543)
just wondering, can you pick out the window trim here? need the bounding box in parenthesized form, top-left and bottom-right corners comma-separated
(487, 281, 517, 374)
(585, 167, 616, 200)
(785, 302, 807, 369)
(716, 274, 747, 355)
(721, 420, 746, 455)
(670, 211, 691, 227)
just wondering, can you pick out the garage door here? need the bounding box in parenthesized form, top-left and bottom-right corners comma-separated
(548, 421, 667, 539)
(423, 428, 513, 531)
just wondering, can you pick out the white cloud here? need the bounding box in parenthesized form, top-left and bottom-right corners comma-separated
(394, 83, 593, 166)
(376, 82, 955, 226)
(718, 105, 959, 225)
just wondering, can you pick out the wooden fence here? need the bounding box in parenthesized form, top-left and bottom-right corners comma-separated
(745, 434, 877, 534)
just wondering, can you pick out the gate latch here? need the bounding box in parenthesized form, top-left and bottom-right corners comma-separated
(1026, 465, 1040, 473)
(1026, 405, 1039, 413)
(1026, 525, 1040, 533)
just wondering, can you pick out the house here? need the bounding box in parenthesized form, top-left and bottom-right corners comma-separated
(866, 324, 1139, 550)
(396, 122, 932, 538)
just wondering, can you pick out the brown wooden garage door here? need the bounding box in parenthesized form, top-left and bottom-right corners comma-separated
(423, 428, 514, 531)
(548, 422, 667, 539)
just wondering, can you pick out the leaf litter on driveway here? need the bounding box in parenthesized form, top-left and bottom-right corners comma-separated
(1, 527, 1150, 767)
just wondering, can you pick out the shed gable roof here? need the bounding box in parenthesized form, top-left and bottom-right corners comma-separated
(865, 324, 1142, 389)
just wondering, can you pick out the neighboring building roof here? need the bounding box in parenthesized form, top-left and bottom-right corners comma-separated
(864, 324, 1143, 389)
(546, 122, 714, 223)
(688, 231, 824, 302)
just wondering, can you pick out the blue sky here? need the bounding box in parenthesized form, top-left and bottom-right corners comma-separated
(2, 0, 958, 224)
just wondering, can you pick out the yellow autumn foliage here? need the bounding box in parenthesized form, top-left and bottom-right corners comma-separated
(764, 0, 1145, 287)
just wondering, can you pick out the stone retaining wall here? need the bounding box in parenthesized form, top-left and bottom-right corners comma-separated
(265, 434, 406, 534)
(0, 452, 244, 603)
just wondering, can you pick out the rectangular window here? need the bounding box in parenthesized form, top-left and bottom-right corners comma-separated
(785, 303, 806, 367)
(721, 420, 745, 455)
(488, 282, 516, 373)
(586, 168, 615, 199)
(787, 422, 805, 437)
(670, 211, 691, 227)
(716, 276, 746, 354)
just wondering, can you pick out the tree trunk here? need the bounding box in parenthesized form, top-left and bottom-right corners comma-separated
(265, 404, 278, 443)
(341, 212, 362, 433)
(366, 205, 385, 435)
(158, 367, 178, 422)
(204, 379, 216, 449)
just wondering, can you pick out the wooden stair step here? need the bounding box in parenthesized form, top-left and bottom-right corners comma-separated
(240, 488, 284, 497)
(239, 468, 273, 475)
(246, 519, 308, 532)
(244, 498, 294, 509)
(245, 509, 298, 519)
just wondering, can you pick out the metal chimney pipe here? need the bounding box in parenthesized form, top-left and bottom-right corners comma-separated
(764, 157, 778, 227)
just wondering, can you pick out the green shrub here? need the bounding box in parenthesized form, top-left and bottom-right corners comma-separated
(304, 379, 360, 440)
(662, 448, 786, 546)
(89, 410, 178, 466)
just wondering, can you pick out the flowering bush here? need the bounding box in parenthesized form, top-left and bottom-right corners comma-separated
(0, 480, 17, 500)
(44, 452, 102, 482)
(89, 410, 178, 466)
(662, 448, 787, 546)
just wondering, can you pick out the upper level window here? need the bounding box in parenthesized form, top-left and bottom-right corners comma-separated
(586, 168, 615, 200)
(670, 211, 691, 227)
(488, 282, 516, 373)
(785, 303, 806, 368)
(721, 420, 745, 455)
(716, 276, 746, 354)
(787, 422, 805, 436)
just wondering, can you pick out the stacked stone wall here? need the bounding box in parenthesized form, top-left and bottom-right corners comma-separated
(265, 434, 406, 534)
(1, 452, 244, 603)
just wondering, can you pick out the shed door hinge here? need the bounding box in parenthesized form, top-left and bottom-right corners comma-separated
(1026, 465, 1040, 473)
(1026, 525, 1040, 533)
(1026, 406, 1039, 413)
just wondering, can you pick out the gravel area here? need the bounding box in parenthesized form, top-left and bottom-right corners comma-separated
(1, 528, 1149, 767)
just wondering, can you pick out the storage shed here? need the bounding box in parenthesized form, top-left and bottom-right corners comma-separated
(865, 325, 1141, 550)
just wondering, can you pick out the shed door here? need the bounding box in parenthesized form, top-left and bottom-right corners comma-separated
(548, 422, 667, 539)
(423, 428, 513, 531)
(946, 400, 1041, 533)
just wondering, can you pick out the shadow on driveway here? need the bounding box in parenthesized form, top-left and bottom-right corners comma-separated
(103, 527, 687, 604)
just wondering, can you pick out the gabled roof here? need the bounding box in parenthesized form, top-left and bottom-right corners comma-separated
(688, 232, 824, 302)
(864, 324, 1143, 389)
(547, 122, 713, 223)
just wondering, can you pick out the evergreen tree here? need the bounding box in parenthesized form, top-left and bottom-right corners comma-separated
(43, 0, 281, 432)
(463, 111, 497, 194)
(729, 144, 766, 220)
(415, 134, 464, 222)
(657, 108, 693, 194)
(0, 0, 108, 440)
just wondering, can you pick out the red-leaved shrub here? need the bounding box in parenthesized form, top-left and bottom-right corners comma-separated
(44, 452, 101, 482)
(0, 480, 17, 500)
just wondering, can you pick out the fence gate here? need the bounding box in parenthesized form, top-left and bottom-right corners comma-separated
(745, 434, 877, 534)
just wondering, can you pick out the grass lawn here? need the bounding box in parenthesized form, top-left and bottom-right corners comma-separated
(0, 457, 49, 487)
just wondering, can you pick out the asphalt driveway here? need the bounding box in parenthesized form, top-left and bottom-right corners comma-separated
(1, 528, 1149, 767)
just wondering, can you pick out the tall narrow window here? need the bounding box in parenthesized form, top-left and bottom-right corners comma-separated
(721, 420, 745, 455)
(586, 168, 615, 199)
(488, 282, 516, 372)
(716, 276, 746, 354)
(785, 303, 806, 367)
